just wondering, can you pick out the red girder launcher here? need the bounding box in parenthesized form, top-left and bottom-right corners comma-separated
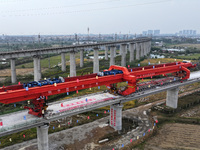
(0, 61, 196, 117)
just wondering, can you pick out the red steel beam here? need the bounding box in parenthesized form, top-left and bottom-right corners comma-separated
(0, 62, 196, 103)
(0, 74, 123, 104)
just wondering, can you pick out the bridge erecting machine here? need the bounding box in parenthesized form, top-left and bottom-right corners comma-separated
(0, 62, 196, 117)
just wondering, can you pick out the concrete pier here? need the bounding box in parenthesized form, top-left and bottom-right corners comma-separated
(129, 43, 135, 62)
(166, 87, 179, 109)
(136, 42, 140, 60)
(70, 51, 76, 77)
(61, 53, 66, 71)
(110, 104, 123, 131)
(110, 46, 115, 66)
(140, 43, 144, 57)
(80, 49, 84, 68)
(37, 124, 49, 150)
(10, 58, 17, 83)
(148, 41, 151, 53)
(143, 42, 147, 56)
(114, 47, 116, 57)
(33, 56, 41, 81)
(93, 47, 99, 73)
(105, 46, 108, 60)
(37, 57, 41, 80)
(121, 44, 127, 67)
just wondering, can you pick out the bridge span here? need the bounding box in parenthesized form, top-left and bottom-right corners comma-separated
(0, 71, 200, 149)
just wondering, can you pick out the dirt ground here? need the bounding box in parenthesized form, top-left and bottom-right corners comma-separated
(179, 105, 200, 118)
(0, 68, 48, 77)
(172, 43, 200, 49)
(0, 68, 34, 77)
(143, 123, 200, 150)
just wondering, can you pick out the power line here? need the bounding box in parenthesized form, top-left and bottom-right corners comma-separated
(0, 0, 28, 3)
(1, 0, 120, 13)
(1, 0, 171, 17)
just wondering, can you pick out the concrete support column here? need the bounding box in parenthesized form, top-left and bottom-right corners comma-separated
(143, 42, 147, 56)
(146, 42, 149, 54)
(93, 47, 99, 73)
(110, 46, 115, 66)
(136, 43, 140, 60)
(149, 41, 152, 53)
(148, 41, 151, 53)
(140, 43, 144, 57)
(166, 87, 179, 109)
(120, 44, 127, 67)
(129, 43, 134, 62)
(61, 53, 66, 71)
(37, 124, 49, 150)
(110, 104, 123, 131)
(10, 58, 17, 83)
(146, 42, 149, 56)
(80, 49, 84, 68)
(37, 56, 41, 80)
(114, 47, 116, 57)
(70, 51, 76, 77)
(119, 45, 122, 55)
(33, 56, 39, 81)
(105, 46, 108, 60)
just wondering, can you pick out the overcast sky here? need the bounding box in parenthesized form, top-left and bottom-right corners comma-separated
(0, 0, 199, 35)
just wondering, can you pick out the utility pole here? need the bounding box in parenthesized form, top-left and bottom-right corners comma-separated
(115, 33, 117, 41)
(99, 33, 101, 43)
(87, 27, 90, 44)
(38, 33, 41, 48)
(75, 33, 78, 45)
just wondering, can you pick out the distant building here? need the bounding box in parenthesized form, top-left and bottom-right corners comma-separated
(148, 30, 153, 35)
(155, 41, 163, 47)
(142, 31, 147, 36)
(154, 30, 160, 36)
(162, 48, 185, 52)
(142, 29, 161, 36)
(179, 30, 197, 36)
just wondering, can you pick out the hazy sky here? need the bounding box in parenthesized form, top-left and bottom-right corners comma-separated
(0, 0, 199, 35)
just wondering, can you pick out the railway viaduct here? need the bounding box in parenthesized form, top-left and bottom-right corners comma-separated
(0, 38, 151, 83)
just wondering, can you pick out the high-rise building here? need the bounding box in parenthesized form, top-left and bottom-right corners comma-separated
(154, 30, 160, 35)
(178, 30, 197, 36)
(193, 30, 197, 35)
(183, 30, 187, 35)
(142, 31, 147, 36)
(147, 30, 153, 35)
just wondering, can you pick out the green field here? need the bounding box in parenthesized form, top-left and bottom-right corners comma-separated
(16, 54, 69, 69)
(176, 53, 200, 60)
